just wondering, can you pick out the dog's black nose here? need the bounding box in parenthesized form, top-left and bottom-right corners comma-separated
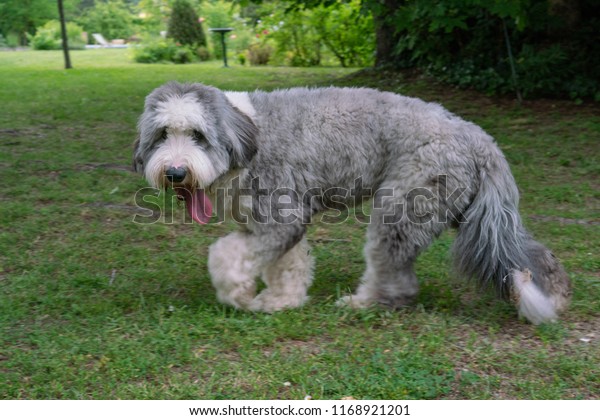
(165, 166, 187, 183)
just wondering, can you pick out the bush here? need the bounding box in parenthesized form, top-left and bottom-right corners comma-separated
(171, 46, 194, 64)
(384, 0, 600, 100)
(195, 46, 210, 61)
(132, 37, 194, 64)
(252, 0, 373, 67)
(28, 20, 85, 50)
(78, 0, 137, 41)
(246, 43, 273, 65)
(313, 0, 374, 67)
(256, 7, 321, 66)
(1, 33, 19, 48)
(28, 26, 60, 50)
(167, 0, 207, 47)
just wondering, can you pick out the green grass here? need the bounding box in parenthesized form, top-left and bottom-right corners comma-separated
(0, 49, 599, 399)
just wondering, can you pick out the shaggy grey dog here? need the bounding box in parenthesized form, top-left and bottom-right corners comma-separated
(133, 82, 572, 324)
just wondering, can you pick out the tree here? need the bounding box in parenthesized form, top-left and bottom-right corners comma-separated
(361, 0, 401, 68)
(313, 0, 374, 67)
(0, 0, 79, 45)
(79, 0, 137, 40)
(167, 0, 207, 47)
(57, 0, 72, 69)
(265, 0, 598, 99)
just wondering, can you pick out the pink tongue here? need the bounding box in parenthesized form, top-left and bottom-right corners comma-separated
(176, 188, 213, 224)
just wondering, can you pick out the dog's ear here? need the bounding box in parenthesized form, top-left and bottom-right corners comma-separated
(132, 135, 143, 173)
(222, 104, 259, 169)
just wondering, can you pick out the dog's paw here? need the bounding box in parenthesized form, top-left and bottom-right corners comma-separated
(215, 284, 256, 310)
(336, 294, 375, 309)
(248, 291, 308, 313)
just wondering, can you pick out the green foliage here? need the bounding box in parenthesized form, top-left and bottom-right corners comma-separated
(313, 0, 374, 67)
(246, 42, 273, 65)
(200, 0, 255, 60)
(78, 0, 138, 41)
(0, 0, 80, 45)
(27, 20, 86, 51)
(202, 0, 233, 59)
(377, 0, 600, 100)
(136, 0, 172, 33)
(195, 45, 211, 61)
(132, 36, 195, 63)
(253, 1, 373, 67)
(167, 0, 207, 47)
(258, 7, 322, 66)
(0, 33, 19, 48)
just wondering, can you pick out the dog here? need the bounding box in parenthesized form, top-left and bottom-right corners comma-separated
(133, 81, 572, 324)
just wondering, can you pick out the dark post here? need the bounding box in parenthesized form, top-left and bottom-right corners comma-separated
(209, 28, 233, 68)
(502, 19, 521, 105)
(220, 33, 228, 67)
(57, 0, 72, 69)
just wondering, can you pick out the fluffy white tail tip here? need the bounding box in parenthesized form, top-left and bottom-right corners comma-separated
(512, 269, 558, 325)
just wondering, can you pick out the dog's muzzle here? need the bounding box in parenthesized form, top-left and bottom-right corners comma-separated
(166, 166, 187, 183)
(161, 165, 214, 225)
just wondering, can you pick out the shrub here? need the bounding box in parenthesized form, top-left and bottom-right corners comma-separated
(195, 46, 210, 61)
(171, 46, 194, 64)
(2, 33, 19, 48)
(167, 0, 207, 47)
(246, 43, 273, 65)
(28, 20, 85, 50)
(132, 37, 194, 64)
(78, 0, 137, 41)
(257, 8, 321, 66)
(313, 0, 374, 67)
(252, 0, 373, 67)
(383, 0, 600, 100)
(28, 26, 60, 50)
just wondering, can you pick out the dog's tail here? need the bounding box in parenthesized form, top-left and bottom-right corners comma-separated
(452, 152, 571, 324)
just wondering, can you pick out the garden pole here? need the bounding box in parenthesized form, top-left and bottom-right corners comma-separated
(502, 19, 521, 105)
(57, 0, 72, 69)
(209, 28, 233, 68)
(220, 33, 228, 68)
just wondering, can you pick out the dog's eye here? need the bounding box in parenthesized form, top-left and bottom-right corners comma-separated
(193, 130, 207, 143)
(160, 129, 168, 140)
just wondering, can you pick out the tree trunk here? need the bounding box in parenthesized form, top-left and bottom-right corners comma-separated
(373, 0, 402, 68)
(57, 0, 72, 69)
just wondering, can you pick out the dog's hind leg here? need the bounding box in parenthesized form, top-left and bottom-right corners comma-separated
(248, 236, 314, 312)
(339, 185, 448, 310)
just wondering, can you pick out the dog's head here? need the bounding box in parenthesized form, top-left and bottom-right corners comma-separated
(133, 82, 258, 223)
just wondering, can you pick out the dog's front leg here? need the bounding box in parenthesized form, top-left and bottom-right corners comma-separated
(208, 231, 261, 309)
(208, 222, 311, 312)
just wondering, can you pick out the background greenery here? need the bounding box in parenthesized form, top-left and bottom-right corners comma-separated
(379, 0, 600, 101)
(0, 49, 598, 399)
(0, 0, 375, 67)
(1, 0, 597, 99)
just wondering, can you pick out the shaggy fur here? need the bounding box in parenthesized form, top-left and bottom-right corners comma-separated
(133, 82, 572, 324)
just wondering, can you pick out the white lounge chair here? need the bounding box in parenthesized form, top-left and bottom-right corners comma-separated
(90, 33, 128, 48)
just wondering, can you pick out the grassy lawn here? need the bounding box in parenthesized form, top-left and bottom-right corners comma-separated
(0, 49, 598, 399)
